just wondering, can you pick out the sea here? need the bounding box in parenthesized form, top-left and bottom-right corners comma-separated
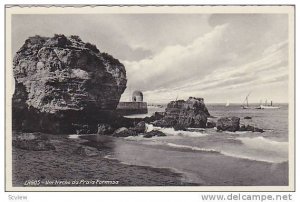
(73, 104, 290, 185)
(124, 104, 289, 163)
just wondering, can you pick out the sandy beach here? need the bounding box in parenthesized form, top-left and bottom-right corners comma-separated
(12, 133, 189, 187)
(12, 132, 288, 187)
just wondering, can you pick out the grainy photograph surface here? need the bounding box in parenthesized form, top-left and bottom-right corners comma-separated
(5, 5, 295, 191)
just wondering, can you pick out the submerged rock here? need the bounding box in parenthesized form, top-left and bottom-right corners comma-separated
(239, 124, 264, 133)
(113, 127, 137, 137)
(73, 146, 99, 157)
(12, 34, 127, 134)
(131, 121, 146, 133)
(244, 116, 252, 119)
(97, 123, 113, 135)
(216, 116, 240, 132)
(206, 120, 216, 128)
(143, 112, 165, 123)
(153, 97, 210, 128)
(12, 133, 55, 151)
(173, 124, 187, 131)
(143, 130, 166, 138)
(72, 124, 91, 134)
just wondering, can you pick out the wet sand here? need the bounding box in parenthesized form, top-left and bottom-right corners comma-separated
(12, 133, 288, 187)
(12, 134, 189, 187)
(84, 135, 288, 186)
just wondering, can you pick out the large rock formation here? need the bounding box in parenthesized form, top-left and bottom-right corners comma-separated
(216, 116, 240, 132)
(153, 97, 210, 128)
(12, 34, 128, 133)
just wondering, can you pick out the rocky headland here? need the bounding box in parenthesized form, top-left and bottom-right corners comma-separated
(12, 34, 131, 134)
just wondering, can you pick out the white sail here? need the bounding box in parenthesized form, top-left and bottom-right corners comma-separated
(241, 92, 251, 109)
(225, 100, 230, 107)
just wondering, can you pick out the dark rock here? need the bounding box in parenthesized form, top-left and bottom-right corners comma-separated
(73, 146, 99, 157)
(12, 133, 55, 151)
(173, 124, 187, 131)
(113, 127, 137, 137)
(143, 112, 165, 123)
(253, 127, 264, 133)
(143, 130, 166, 138)
(216, 116, 240, 132)
(206, 120, 216, 128)
(239, 124, 264, 133)
(245, 125, 255, 131)
(12, 34, 127, 134)
(131, 121, 146, 133)
(152, 97, 210, 128)
(152, 119, 176, 128)
(97, 123, 113, 135)
(239, 124, 247, 131)
(244, 116, 252, 119)
(72, 124, 91, 134)
(154, 112, 165, 120)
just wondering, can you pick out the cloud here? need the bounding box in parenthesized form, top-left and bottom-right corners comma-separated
(122, 24, 230, 91)
(120, 14, 289, 103)
(121, 38, 288, 103)
(11, 14, 289, 103)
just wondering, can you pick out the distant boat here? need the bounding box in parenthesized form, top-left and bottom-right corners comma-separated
(256, 100, 280, 109)
(241, 92, 251, 109)
(225, 100, 230, 107)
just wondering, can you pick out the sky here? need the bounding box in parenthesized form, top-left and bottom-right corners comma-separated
(11, 14, 289, 104)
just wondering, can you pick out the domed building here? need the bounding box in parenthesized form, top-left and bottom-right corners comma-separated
(132, 90, 143, 102)
(117, 90, 148, 115)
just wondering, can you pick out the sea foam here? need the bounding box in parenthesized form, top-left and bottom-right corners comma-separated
(165, 143, 220, 153)
(146, 124, 209, 137)
(237, 136, 288, 154)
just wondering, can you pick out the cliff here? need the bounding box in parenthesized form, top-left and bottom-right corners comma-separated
(12, 34, 128, 133)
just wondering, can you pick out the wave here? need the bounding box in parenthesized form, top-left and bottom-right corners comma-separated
(219, 151, 287, 163)
(225, 131, 249, 135)
(146, 124, 209, 137)
(237, 136, 288, 154)
(165, 143, 220, 153)
(68, 134, 83, 139)
(163, 139, 287, 163)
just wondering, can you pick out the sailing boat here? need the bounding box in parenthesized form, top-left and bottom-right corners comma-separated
(256, 100, 280, 109)
(241, 92, 251, 109)
(225, 100, 230, 107)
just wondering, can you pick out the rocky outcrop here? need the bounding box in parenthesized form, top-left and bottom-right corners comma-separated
(143, 112, 165, 123)
(239, 124, 264, 133)
(97, 123, 114, 135)
(173, 124, 187, 131)
(206, 120, 216, 128)
(152, 97, 210, 128)
(130, 121, 146, 133)
(12, 34, 127, 134)
(143, 130, 166, 138)
(113, 127, 137, 137)
(216, 116, 240, 132)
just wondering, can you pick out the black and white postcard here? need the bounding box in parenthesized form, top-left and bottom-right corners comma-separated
(5, 5, 295, 191)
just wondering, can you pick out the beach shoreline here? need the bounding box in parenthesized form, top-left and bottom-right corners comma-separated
(12, 132, 288, 187)
(12, 133, 192, 187)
